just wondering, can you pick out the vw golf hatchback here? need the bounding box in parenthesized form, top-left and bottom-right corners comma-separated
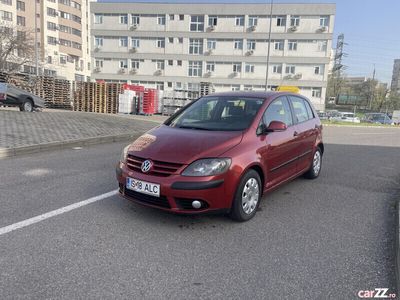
(116, 91, 324, 221)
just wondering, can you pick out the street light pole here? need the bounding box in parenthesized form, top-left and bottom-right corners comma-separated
(34, 0, 38, 76)
(264, 0, 273, 91)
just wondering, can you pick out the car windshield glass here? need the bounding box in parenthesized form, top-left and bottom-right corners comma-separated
(166, 96, 265, 131)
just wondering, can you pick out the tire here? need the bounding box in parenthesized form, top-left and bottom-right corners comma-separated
(304, 147, 322, 179)
(229, 169, 262, 222)
(20, 99, 34, 112)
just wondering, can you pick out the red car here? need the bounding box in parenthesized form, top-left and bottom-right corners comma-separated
(116, 91, 324, 221)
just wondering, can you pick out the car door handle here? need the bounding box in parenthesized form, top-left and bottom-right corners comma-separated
(293, 131, 299, 137)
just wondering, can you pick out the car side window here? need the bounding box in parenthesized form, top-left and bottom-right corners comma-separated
(289, 96, 309, 123)
(263, 97, 293, 127)
(304, 100, 315, 119)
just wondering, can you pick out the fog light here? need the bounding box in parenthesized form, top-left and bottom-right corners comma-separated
(192, 200, 202, 209)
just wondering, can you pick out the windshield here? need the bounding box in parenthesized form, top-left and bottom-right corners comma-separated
(166, 96, 265, 131)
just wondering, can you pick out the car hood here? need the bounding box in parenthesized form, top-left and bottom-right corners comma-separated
(127, 125, 243, 164)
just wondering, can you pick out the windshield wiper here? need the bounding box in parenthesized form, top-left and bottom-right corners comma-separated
(176, 125, 213, 130)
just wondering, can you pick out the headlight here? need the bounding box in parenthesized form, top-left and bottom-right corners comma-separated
(182, 158, 231, 177)
(120, 145, 130, 162)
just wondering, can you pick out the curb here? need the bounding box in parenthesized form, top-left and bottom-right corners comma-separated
(0, 133, 141, 159)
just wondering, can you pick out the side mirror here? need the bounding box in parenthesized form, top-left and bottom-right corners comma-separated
(267, 121, 287, 132)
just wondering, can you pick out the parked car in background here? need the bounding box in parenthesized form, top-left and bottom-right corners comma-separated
(391, 110, 400, 125)
(0, 82, 45, 112)
(116, 91, 324, 222)
(325, 110, 341, 120)
(362, 113, 394, 125)
(317, 111, 328, 120)
(331, 112, 360, 123)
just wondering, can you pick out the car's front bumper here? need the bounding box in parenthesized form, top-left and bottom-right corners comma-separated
(116, 162, 236, 214)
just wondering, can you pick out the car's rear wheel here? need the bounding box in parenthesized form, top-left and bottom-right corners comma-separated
(304, 147, 322, 179)
(20, 99, 33, 112)
(229, 169, 261, 222)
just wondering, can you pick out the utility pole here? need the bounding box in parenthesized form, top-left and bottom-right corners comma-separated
(34, 0, 39, 76)
(368, 64, 376, 110)
(264, 0, 273, 91)
(332, 34, 345, 103)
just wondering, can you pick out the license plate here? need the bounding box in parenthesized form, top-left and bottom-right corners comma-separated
(126, 177, 160, 197)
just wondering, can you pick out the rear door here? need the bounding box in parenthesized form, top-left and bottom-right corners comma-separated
(258, 96, 298, 188)
(288, 96, 318, 173)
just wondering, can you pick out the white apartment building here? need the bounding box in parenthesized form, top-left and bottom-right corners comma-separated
(0, 0, 91, 81)
(91, 2, 335, 110)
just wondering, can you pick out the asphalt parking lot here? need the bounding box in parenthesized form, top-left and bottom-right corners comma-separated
(0, 125, 399, 299)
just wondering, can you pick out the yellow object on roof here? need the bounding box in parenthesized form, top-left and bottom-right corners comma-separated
(277, 86, 300, 93)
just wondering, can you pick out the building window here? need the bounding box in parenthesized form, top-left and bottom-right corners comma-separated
(312, 88, 322, 97)
(189, 38, 203, 54)
(206, 62, 215, 72)
(131, 60, 139, 69)
(208, 15, 217, 26)
(119, 37, 128, 47)
(190, 15, 204, 32)
(178, 37, 183, 44)
(47, 21, 57, 31)
(131, 14, 140, 25)
(94, 14, 103, 24)
(17, 16, 25, 26)
(319, 16, 329, 27)
(1, 0, 12, 5)
(156, 38, 165, 48)
(47, 56, 52, 64)
(169, 14, 174, 21)
(234, 39, 243, 50)
(59, 39, 71, 47)
(72, 14, 81, 24)
(60, 55, 67, 64)
(177, 60, 182, 66)
(290, 15, 300, 26)
(233, 63, 241, 73)
(272, 64, 282, 73)
(285, 65, 296, 74)
(119, 60, 128, 69)
(168, 60, 173, 66)
(131, 38, 140, 48)
(273, 40, 284, 50)
(95, 36, 103, 47)
(168, 37, 174, 43)
(248, 16, 258, 27)
(276, 15, 286, 26)
(47, 7, 57, 17)
(95, 60, 103, 68)
(207, 39, 216, 50)
(179, 14, 184, 21)
(288, 40, 297, 51)
(17, 1, 25, 11)
(235, 16, 244, 26)
(188, 61, 202, 77)
(157, 15, 166, 25)
(247, 40, 256, 50)
(245, 64, 255, 73)
(47, 36, 57, 45)
(156, 60, 165, 70)
(0, 10, 12, 21)
(231, 85, 240, 91)
(317, 40, 327, 51)
(119, 14, 128, 24)
(314, 65, 324, 75)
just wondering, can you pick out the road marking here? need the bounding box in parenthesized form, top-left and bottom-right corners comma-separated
(0, 190, 118, 237)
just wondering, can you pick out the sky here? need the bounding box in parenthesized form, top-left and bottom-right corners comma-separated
(98, 0, 400, 84)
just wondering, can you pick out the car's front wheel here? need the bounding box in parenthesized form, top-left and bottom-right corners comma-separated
(229, 169, 262, 222)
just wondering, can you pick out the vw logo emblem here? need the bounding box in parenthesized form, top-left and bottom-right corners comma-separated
(141, 160, 153, 173)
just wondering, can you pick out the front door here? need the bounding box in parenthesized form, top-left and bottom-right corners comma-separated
(258, 96, 298, 189)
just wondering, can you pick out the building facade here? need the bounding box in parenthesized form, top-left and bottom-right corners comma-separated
(390, 59, 400, 94)
(91, 2, 335, 110)
(0, 0, 91, 81)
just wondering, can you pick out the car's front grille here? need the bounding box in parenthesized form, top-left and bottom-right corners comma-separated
(124, 187, 171, 208)
(175, 198, 209, 210)
(126, 154, 183, 177)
